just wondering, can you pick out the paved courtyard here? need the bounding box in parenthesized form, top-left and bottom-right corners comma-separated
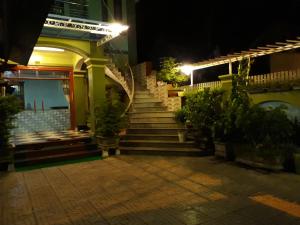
(1, 155, 300, 225)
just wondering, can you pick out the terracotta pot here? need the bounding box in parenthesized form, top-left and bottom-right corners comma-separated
(294, 153, 300, 174)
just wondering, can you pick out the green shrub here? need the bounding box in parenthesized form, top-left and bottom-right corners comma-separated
(95, 99, 127, 138)
(184, 88, 225, 148)
(0, 96, 21, 152)
(236, 105, 293, 148)
(174, 108, 187, 126)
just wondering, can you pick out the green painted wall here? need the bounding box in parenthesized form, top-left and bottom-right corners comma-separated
(74, 74, 88, 126)
(251, 90, 300, 108)
(88, 0, 102, 20)
(217, 74, 300, 109)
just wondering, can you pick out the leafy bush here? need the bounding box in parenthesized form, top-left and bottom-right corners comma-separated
(174, 108, 187, 125)
(0, 96, 21, 152)
(291, 118, 300, 147)
(95, 99, 127, 138)
(184, 88, 225, 148)
(236, 105, 293, 148)
(157, 57, 188, 87)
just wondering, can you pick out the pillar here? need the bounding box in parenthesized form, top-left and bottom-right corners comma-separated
(84, 57, 109, 132)
(218, 74, 233, 99)
(74, 70, 88, 127)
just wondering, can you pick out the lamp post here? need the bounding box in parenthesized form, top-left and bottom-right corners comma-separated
(180, 65, 194, 86)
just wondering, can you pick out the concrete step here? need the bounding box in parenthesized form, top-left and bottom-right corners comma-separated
(135, 90, 151, 95)
(14, 143, 98, 159)
(134, 93, 154, 99)
(130, 117, 176, 123)
(129, 111, 174, 118)
(126, 128, 179, 135)
(133, 102, 163, 108)
(120, 140, 195, 148)
(131, 106, 168, 112)
(14, 136, 91, 151)
(15, 149, 101, 167)
(129, 122, 179, 129)
(119, 146, 208, 157)
(122, 134, 179, 141)
(134, 98, 162, 103)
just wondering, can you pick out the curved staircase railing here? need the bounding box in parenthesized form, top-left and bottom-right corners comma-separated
(104, 43, 134, 115)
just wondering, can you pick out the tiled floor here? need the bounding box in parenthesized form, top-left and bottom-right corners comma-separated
(10, 130, 90, 146)
(1, 156, 300, 225)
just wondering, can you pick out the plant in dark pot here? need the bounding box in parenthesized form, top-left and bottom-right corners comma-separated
(213, 100, 237, 160)
(95, 99, 127, 157)
(290, 119, 300, 174)
(174, 107, 187, 142)
(184, 88, 225, 151)
(235, 105, 294, 170)
(0, 95, 21, 171)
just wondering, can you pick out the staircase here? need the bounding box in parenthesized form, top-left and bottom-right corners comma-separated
(119, 89, 207, 156)
(14, 136, 100, 167)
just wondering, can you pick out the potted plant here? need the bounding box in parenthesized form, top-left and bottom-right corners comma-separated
(291, 119, 300, 174)
(213, 102, 236, 160)
(184, 88, 225, 151)
(95, 99, 127, 157)
(234, 105, 293, 170)
(294, 150, 300, 174)
(174, 108, 187, 142)
(0, 95, 21, 171)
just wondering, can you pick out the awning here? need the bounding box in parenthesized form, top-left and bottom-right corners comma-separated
(187, 37, 300, 71)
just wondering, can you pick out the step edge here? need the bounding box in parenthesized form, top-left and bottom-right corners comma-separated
(15, 150, 101, 163)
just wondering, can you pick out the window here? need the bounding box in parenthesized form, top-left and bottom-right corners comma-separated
(114, 0, 122, 21)
(102, 0, 109, 21)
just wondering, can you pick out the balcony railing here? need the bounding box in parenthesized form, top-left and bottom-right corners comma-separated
(181, 81, 222, 93)
(50, 0, 89, 19)
(248, 69, 300, 91)
(181, 69, 300, 94)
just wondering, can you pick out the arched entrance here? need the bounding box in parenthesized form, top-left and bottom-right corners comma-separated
(5, 38, 92, 134)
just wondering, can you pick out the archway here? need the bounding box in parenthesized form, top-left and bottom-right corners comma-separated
(259, 101, 300, 120)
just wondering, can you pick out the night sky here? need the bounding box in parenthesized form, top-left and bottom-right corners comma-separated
(136, 0, 300, 69)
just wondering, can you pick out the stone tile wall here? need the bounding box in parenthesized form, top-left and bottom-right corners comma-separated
(146, 71, 181, 112)
(12, 109, 70, 134)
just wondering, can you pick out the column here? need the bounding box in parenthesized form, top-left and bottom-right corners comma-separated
(218, 74, 233, 99)
(85, 57, 109, 132)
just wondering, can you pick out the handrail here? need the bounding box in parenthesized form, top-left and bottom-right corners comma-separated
(123, 64, 134, 116)
(103, 43, 135, 116)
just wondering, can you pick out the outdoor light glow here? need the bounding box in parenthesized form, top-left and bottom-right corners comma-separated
(34, 47, 65, 52)
(29, 55, 42, 64)
(180, 65, 194, 75)
(180, 65, 195, 86)
(109, 23, 129, 36)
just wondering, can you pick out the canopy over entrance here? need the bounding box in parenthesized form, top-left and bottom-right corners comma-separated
(42, 14, 129, 47)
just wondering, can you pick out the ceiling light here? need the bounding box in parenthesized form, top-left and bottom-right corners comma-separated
(34, 47, 65, 52)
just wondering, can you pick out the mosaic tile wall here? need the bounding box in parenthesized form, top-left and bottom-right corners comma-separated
(146, 71, 182, 112)
(12, 109, 70, 135)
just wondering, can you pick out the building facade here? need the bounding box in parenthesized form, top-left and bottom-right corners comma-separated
(5, 0, 137, 134)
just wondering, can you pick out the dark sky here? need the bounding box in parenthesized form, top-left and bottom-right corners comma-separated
(135, 0, 300, 66)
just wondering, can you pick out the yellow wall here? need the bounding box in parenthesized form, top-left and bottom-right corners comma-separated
(37, 37, 91, 58)
(251, 90, 300, 108)
(28, 51, 76, 67)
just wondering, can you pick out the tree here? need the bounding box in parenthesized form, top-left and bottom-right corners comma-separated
(157, 57, 188, 87)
